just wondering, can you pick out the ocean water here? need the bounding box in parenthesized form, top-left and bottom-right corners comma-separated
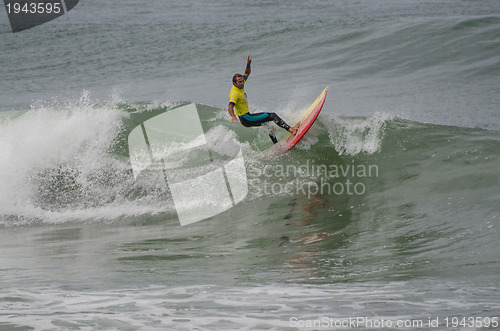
(1, 0, 500, 330)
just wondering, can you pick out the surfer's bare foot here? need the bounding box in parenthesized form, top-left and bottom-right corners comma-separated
(289, 125, 299, 135)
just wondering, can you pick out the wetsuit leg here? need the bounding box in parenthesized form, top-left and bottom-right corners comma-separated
(238, 112, 271, 127)
(239, 112, 291, 131)
(269, 134, 278, 144)
(266, 112, 291, 131)
(239, 112, 290, 144)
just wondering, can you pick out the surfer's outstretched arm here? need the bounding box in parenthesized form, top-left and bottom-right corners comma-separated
(244, 54, 251, 79)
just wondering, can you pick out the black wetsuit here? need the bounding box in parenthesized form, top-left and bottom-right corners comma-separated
(238, 112, 291, 144)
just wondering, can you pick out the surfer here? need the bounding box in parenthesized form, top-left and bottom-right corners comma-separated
(228, 54, 298, 144)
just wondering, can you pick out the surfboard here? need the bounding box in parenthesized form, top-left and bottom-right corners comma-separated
(277, 86, 328, 154)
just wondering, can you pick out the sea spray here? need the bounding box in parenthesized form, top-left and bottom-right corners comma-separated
(0, 92, 150, 223)
(321, 112, 392, 155)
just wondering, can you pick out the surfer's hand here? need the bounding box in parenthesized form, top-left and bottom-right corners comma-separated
(247, 54, 252, 65)
(231, 116, 239, 122)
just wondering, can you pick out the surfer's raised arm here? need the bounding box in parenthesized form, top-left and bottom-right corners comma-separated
(244, 53, 252, 79)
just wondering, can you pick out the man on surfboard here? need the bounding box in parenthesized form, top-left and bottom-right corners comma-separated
(228, 54, 298, 144)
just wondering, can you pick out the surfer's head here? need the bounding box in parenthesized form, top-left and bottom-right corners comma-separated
(232, 74, 245, 89)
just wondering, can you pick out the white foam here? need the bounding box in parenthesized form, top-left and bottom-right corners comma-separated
(2, 281, 489, 330)
(0, 92, 173, 224)
(322, 112, 393, 155)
